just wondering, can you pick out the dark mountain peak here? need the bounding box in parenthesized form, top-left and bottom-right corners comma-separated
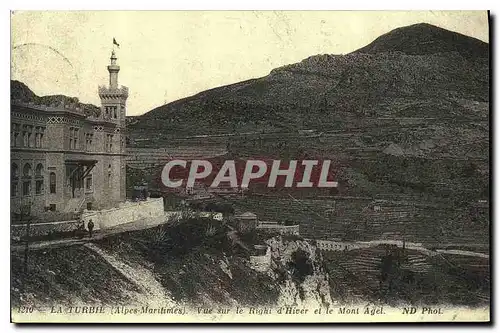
(354, 22, 488, 59)
(11, 80, 101, 116)
(11, 79, 37, 102)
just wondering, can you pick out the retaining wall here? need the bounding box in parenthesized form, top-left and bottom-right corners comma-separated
(11, 220, 80, 239)
(249, 246, 272, 272)
(81, 198, 164, 230)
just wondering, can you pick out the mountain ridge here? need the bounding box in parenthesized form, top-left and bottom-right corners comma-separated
(354, 23, 488, 58)
(11, 80, 101, 116)
(12, 23, 489, 126)
(126, 23, 488, 143)
(123, 23, 489, 203)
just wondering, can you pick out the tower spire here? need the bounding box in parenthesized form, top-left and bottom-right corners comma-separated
(107, 50, 120, 89)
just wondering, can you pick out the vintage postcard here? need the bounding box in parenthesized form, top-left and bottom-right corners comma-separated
(10, 11, 490, 323)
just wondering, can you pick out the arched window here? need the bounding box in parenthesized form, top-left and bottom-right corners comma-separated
(50, 172, 56, 194)
(11, 163, 19, 197)
(22, 163, 32, 196)
(11, 163, 19, 179)
(23, 163, 32, 178)
(35, 163, 43, 177)
(35, 163, 44, 195)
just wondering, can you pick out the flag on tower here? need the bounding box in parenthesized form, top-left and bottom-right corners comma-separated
(113, 38, 120, 48)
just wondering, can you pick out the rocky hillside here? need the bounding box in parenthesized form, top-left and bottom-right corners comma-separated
(11, 218, 332, 308)
(354, 23, 488, 58)
(93, 217, 332, 307)
(11, 217, 489, 308)
(128, 23, 488, 140)
(125, 23, 489, 205)
(11, 80, 101, 117)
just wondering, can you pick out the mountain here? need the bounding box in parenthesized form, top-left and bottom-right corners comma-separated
(12, 23, 490, 203)
(354, 23, 489, 59)
(11, 80, 101, 116)
(128, 23, 488, 142)
(126, 23, 489, 204)
(11, 80, 37, 102)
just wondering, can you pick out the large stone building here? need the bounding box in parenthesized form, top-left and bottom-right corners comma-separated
(11, 50, 128, 216)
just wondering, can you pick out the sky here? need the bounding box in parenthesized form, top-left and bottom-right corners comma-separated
(11, 11, 489, 116)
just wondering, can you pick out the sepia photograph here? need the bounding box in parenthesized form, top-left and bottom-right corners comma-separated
(9, 10, 490, 323)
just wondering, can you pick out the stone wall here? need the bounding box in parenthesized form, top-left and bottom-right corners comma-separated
(256, 224, 300, 236)
(249, 246, 271, 272)
(315, 239, 371, 252)
(11, 219, 80, 239)
(81, 197, 164, 230)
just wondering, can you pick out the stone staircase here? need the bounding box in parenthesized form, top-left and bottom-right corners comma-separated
(63, 196, 85, 213)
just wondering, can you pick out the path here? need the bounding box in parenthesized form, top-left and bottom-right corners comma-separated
(10, 213, 179, 252)
(357, 239, 489, 259)
(436, 249, 489, 258)
(315, 238, 489, 259)
(84, 243, 174, 306)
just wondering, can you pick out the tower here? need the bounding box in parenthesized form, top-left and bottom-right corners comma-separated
(108, 50, 120, 89)
(98, 49, 128, 204)
(99, 50, 128, 125)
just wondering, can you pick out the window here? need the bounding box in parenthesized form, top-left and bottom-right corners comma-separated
(74, 128, 79, 149)
(85, 133, 94, 150)
(106, 134, 114, 152)
(36, 180, 44, 195)
(34, 126, 46, 148)
(105, 106, 115, 118)
(11, 163, 19, 197)
(69, 127, 73, 149)
(105, 106, 118, 119)
(40, 127, 45, 148)
(11, 183, 18, 197)
(35, 163, 44, 195)
(49, 204, 56, 211)
(69, 127, 80, 150)
(27, 126, 33, 148)
(11, 123, 20, 147)
(85, 174, 93, 191)
(11, 163, 19, 179)
(23, 181, 31, 196)
(22, 163, 32, 196)
(49, 172, 56, 194)
(35, 127, 39, 147)
(23, 163, 32, 177)
(22, 125, 29, 147)
(35, 163, 43, 177)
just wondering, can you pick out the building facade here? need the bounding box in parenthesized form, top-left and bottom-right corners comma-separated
(11, 50, 128, 216)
